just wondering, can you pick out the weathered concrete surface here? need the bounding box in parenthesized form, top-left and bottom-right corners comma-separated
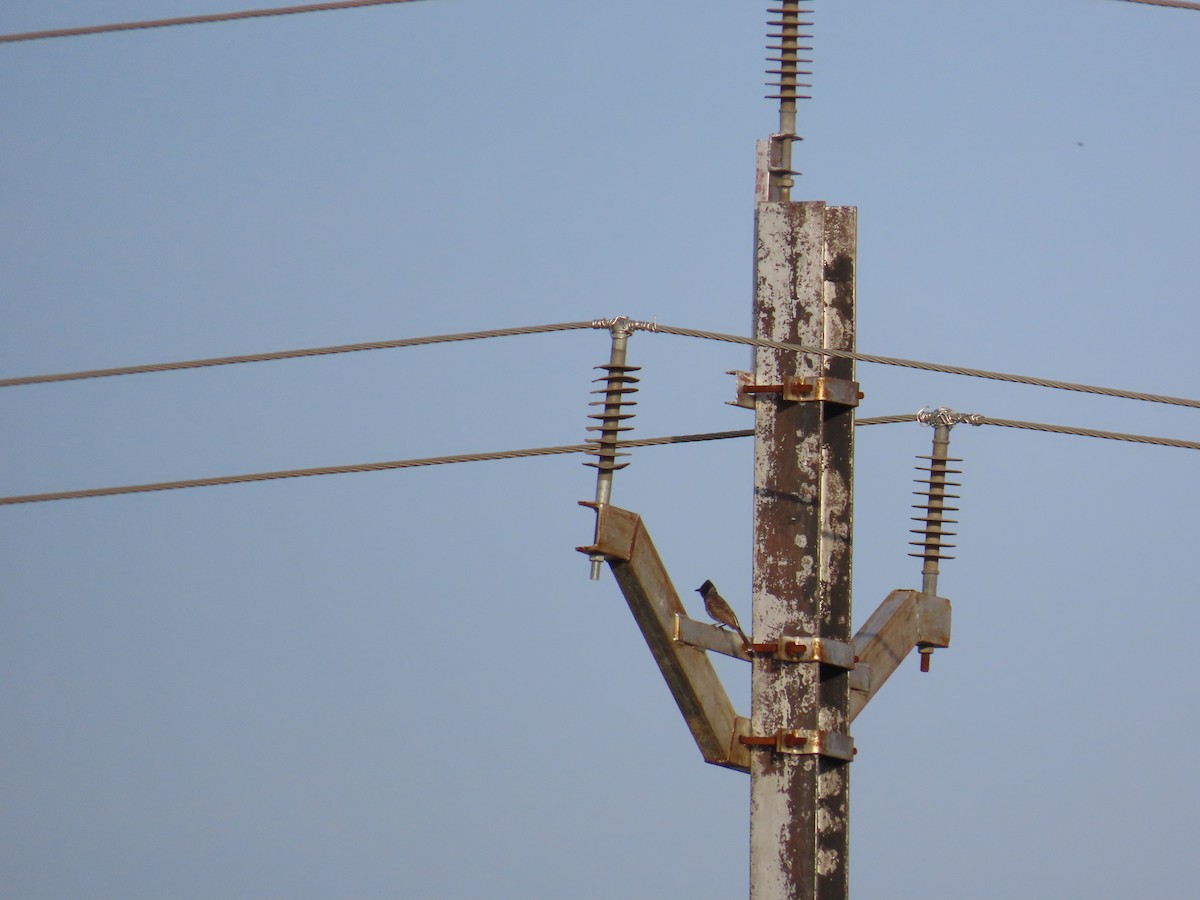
(750, 201, 856, 900)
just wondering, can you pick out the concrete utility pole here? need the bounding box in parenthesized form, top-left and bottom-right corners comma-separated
(749, 4, 857, 896)
(749, 200, 857, 899)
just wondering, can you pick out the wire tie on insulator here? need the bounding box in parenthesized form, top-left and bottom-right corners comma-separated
(589, 316, 658, 334)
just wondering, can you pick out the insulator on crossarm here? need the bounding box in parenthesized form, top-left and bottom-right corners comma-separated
(583, 321, 642, 580)
(908, 455, 963, 564)
(908, 405, 980, 672)
(908, 407, 981, 602)
(583, 363, 640, 474)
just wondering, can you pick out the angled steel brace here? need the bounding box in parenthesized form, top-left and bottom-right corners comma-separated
(850, 589, 951, 722)
(578, 502, 751, 772)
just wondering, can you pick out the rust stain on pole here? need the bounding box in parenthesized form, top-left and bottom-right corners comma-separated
(750, 201, 856, 899)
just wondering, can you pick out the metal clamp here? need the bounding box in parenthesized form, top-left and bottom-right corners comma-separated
(917, 406, 983, 428)
(739, 728, 856, 761)
(729, 371, 862, 408)
(748, 636, 857, 669)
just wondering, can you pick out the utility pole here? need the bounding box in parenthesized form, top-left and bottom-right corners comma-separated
(749, 4, 857, 897)
(580, 6, 953, 898)
(749, 201, 857, 898)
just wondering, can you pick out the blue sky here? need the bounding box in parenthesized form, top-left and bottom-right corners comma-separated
(2, 1, 1198, 897)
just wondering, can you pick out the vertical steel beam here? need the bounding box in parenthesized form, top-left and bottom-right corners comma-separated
(750, 201, 856, 899)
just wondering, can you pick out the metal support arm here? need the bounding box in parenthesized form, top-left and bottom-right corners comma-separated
(849, 589, 951, 721)
(578, 502, 751, 772)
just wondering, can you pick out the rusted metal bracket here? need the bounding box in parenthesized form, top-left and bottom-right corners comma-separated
(739, 728, 856, 762)
(849, 589, 952, 722)
(578, 502, 751, 773)
(728, 369, 862, 409)
(671, 620, 860, 671)
(747, 635, 856, 668)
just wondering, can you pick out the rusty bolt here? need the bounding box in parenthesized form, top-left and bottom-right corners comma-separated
(738, 734, 777, 747)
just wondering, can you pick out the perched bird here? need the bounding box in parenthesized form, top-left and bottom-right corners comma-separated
(696, 580, 750, 649)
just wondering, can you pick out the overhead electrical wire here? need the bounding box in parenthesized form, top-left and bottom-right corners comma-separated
(1111, 0, 1200, 11)
(638, 322, 1200, 410)
(1, 414, 1195, 507)
(851, 414, 915, 426)
(4, 318, 1199, 412)
(0, 430, 755, 506)
(0, 0, 429, 45)
(970, 415, 1200, 449)
(0, 322, 597, 388)
(0, 0, 1189, 44)
(853, 411, 1200, 450)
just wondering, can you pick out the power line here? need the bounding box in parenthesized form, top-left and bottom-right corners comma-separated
(863, 409, 1200, 449)
(641, 322, 1200, 410)
(0, 418, 909, 506)
(2, 413, 1195, 507)
(0, 429, 755, 506)
(0, 322, 598, 388)
(1112, 0, 1200, 11)
(0, 0, 429, 45)
(868, 409, 1200, 450)
(6, 318, 1200, 413)
(853, 414, 917, 426)
(974, 415, 1200, 450)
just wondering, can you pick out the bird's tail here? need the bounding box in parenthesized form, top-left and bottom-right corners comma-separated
(734, 624, 750, 650)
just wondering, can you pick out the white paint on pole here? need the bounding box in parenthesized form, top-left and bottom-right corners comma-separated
(750, 200, 857, 900)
